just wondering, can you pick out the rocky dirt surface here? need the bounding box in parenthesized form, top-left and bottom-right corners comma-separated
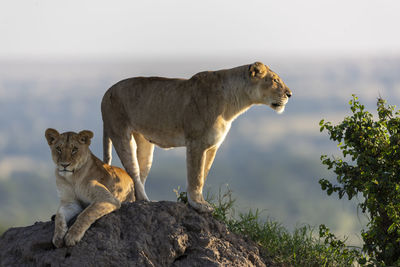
(0, 201, 273, 267)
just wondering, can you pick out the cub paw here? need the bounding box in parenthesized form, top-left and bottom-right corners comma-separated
(52, 234, 65, 248)
(64, 230, 84, 247)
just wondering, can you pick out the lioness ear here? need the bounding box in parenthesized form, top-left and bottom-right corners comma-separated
(249, 62, 268, 79)
(45, 128, 60, 145)
(78, 130, 94, 145)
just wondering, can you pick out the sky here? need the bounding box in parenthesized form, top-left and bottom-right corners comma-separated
(1, 0, 400, 60)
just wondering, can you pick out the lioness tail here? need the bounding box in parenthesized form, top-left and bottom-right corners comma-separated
(103, 127, 112, 165)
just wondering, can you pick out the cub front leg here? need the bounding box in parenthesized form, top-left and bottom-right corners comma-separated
(186, 143, 214, 213)
(64, 201, 119, 246)
(64, 182, 121, 247)
(53, 202, 82, 248)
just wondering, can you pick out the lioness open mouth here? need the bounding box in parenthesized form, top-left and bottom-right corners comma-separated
(270, 102, 286, 114)
(58, 169, 74, 173)
(271, 103, 281, 108)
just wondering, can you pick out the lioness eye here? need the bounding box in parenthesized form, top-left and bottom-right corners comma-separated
(273, 78, 279, 83)
(56, 147, 62, 154)
(72, 147, 78, 155)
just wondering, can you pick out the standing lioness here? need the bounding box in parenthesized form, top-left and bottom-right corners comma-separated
(45, 128, 135, 247)
(101, 62, 292, 212)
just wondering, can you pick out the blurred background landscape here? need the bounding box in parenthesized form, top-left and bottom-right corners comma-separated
(2, 56, 400, 245)
(1, 0, 400, 246)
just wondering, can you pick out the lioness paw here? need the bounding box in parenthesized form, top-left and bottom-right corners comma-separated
(134, 181, 150, 201)
(188, 198, 214, 213)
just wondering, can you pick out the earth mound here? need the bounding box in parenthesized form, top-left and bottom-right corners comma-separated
(0, 201, 272, 266)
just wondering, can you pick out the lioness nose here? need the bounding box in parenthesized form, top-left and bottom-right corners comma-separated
(61, 163, 70, 168)
(286, 90, 292, 98)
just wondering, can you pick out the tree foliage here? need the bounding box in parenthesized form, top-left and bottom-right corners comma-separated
(319, 95, 400, 265)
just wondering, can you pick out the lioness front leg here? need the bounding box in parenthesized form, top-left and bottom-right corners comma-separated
(204, 146, 218, 181)
(53, 202, 82, 248)
(186, 143, 214, 213)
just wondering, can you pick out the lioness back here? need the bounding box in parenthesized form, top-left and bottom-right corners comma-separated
(103, 77, 188, 121)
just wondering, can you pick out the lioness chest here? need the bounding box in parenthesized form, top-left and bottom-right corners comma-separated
(209, 121, 232, 147)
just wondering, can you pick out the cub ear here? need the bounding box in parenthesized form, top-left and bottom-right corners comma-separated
(249, 62, 268, 79)
(78, 130, 94, 145)
(45, 128, 60, 145)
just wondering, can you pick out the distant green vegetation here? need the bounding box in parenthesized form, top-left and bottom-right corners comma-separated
(0, 172, 58, 232)
(175, 187, 361, 266)
(0, 225, 6, 235)
(320, 95, 400, 266)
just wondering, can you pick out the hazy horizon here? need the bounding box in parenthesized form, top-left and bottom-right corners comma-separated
(2, 56, 400, 247)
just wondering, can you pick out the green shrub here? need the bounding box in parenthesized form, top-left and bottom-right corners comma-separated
(319, 95, 400, 265)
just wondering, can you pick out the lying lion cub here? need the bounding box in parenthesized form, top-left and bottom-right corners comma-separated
(45, 128, 135, 247)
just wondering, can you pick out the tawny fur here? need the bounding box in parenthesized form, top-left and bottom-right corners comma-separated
(45, 129, 135, 247)
(101, 62, 292, 212)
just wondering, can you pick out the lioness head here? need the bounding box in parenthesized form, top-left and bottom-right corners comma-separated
(45, 128, 93, 177)
(249, 62, 292, 113)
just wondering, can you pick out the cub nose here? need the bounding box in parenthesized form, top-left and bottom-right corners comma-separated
(286, 90, 292, 98)
(60, 163, 70, 168)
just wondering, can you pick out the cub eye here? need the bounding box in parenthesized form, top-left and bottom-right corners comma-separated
(72, 147, 78, 155)
(273, 78, 279, 83)
(56, 147, 62, 154)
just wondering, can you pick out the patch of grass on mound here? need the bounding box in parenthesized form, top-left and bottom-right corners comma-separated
(175, 187, 361, 267)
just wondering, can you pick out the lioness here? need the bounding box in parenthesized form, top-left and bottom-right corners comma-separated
(45, 128, 135, 247)
(101, 62, 292, 212)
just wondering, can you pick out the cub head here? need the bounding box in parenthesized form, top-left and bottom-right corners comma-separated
(249, 62, 292, 113)
(45, 128, 93, 177)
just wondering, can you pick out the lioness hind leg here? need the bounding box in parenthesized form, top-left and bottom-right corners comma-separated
(133, 133, 154, 185)
(111, 132, 149, 201)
